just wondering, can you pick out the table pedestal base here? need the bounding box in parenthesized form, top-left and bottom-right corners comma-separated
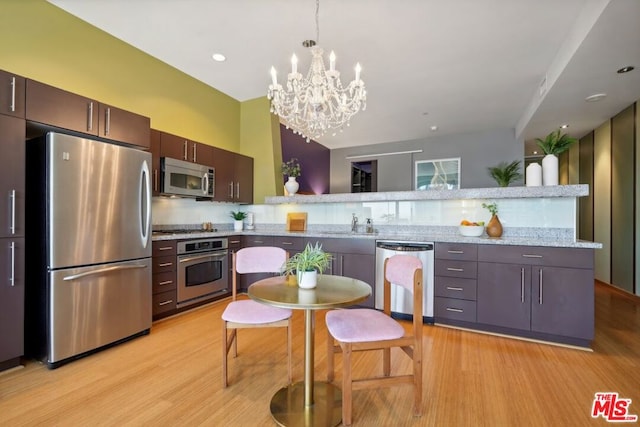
(269, 382, 342, 427)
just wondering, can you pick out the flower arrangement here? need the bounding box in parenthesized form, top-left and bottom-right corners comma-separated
(229, 211, 248, 220)
(482, 202, 498, 216)
(282, 158, 301, 178)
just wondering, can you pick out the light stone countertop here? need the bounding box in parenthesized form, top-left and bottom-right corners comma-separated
(152, 228, 602, 249)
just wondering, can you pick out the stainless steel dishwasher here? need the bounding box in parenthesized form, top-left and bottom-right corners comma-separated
(375, 241, 434, 324)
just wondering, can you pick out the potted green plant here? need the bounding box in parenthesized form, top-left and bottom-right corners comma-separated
(282, 242, 332, 289)
(487, 160, 522, 187)
(535, 130, 578, 186)
(282, 158, 301, 195)
(230, 211, 247, 232)
(481, 202, 502, 238)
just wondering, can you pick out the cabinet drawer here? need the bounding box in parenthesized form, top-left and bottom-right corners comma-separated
(435, 259, 477, 278)
(153, 255, 176, 273)
(435, 297, 476, 322)
(274, 236, 306, 252)
(435, 276, 477, 300)
(244, 236, 274, 247)
(152, 240, 176, 257)
(435, 243, 477, 261)
(227, 237, 242, 250)
(478, 245, 594, 269)
(153, 290, 177, 316)
(153, 271, 177, 293)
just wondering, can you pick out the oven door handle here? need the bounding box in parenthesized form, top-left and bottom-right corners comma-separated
(178, 252, 227, 264)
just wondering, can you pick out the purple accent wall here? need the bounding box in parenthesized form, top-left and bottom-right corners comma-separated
(280, 124, 330, 194)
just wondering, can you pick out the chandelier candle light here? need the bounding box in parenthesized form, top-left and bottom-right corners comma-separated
(267, 0, 366, 142)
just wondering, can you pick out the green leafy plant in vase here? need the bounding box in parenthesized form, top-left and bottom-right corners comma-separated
(230, 211, 247, 231)
(282, 242, 332, 289)
(482, 202, 503, 238)
(487, 160, 522, 187)
(535, 129, 578, 186)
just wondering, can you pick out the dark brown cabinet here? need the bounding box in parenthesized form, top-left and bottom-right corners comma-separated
(477, 245, 594, 345)
(0, 70, 25, 118)
(434, 243, 478, 324)
(150, 129, 161, 196)
(160, 131, 213, 165)
(211, 147, 254, 203)
(25, 80, 150, 149)
(152, 241, 177, 319)
(0, 115, 25, 239)
(0, 237, 24, 370)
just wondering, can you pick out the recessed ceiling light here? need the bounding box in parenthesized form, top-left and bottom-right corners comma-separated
(585, 93, 607, 102)
(212, 53, 226, 62)
(560, 124, 569, 129)
(430, 125, 438, 131)
(617, 66, 634, 74)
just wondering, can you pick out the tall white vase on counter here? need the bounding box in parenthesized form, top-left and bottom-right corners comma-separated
(542, 154, 558, 186)
(284, 176, 299, 195)
(526, 163, 542, 186)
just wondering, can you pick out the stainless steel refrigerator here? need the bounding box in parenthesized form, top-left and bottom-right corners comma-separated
(26, 132, 152, 368)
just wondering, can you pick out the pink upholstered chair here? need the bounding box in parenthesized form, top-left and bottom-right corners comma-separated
(221, 246, 292, 388)
(326, 254, 423, 425)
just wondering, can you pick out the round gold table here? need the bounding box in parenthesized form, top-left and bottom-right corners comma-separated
(248, 274, 371, 427)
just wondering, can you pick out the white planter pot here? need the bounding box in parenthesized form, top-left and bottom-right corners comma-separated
(542, 154, 559, 186)
(233, 220, 243, 231)
(284, 176, 299, 196)
(297, 270, 317, 289)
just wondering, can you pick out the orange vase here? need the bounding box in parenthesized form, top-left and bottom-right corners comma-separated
(486, 214, 503, 238)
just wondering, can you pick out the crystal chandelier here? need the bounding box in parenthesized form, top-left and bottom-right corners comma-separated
(267, 0, 366, 142)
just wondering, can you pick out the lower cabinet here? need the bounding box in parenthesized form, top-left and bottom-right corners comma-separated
(434, 243, 478, 324)
(477, 245, 594, 346)
(152, 241, 177, 319)
(0, 237, 24, 371)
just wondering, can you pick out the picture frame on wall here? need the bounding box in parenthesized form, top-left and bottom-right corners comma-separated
(415, 157, 460, 190)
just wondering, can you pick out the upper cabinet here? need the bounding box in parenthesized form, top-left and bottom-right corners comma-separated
(211, 147, 253, 204)
(150, 129, 161, 196)
(159, 131, 213, 165)
(0, 70, 25, 119)
(0, 114, 25, 238)
(25, 80, 150, 149)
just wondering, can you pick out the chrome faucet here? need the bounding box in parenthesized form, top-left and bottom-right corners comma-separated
(351, 213, 359, 232)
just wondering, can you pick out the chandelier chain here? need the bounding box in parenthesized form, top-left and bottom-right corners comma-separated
(315, 0, 320, 44)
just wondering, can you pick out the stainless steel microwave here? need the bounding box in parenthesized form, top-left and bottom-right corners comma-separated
(161, 157, 214, 198)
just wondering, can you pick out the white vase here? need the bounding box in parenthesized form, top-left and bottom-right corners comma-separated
(297, 270, 317, 289)
(233, 220, 243, 231)
(284, 176, 299, 196)
(525, 162, 542, 187)
(542, 154, 558, 186)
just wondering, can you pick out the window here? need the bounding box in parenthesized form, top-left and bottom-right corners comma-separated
(415, 158, 460, 190)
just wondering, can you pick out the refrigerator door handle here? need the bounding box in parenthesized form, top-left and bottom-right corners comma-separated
(62, 264, 148, 281)
(140, 160, 151, 248)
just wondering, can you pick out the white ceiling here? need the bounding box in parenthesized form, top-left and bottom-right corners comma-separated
(48, 0, 640, 153)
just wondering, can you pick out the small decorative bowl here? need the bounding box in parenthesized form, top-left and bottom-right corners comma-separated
(458, 225, 484, 237)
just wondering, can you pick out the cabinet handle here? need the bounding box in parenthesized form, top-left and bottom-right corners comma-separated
(10, 77, 16, 112)
(9, 189, 16, 235)
(254, 240, 263, 244)
(447, 267, 464, 272)
(104, 107, 111, 136)
(447, 250, 464, 254)
(446, 286, 463, 291)
(522, 254, 543, 258)
(281, 242, 293, 246)
(158, 246, 173, 251)
(229, 182, 234, 198)
(158, 262, 173, 267)
(158, 280, 173, 286)
(341, 255, 344, 274)
(9, 241, 15, 287)
(235, 182, 240, 199)
(520, 267, 525, 303)
(539, 269, 543, 305)
(183, 141, 188, 161)
(87, 101, 94, 131)
(158, 300, 174, 306)
(229, 240, 241, 244)
(193, 143, 197, 163)
(153, 169, 158, 192)
(446, 307, 463, 313)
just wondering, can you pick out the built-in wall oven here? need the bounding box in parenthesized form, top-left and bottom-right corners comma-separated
(177, 238, 228, 308)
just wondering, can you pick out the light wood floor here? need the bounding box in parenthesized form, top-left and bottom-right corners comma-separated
(1, 281, 639, 427)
